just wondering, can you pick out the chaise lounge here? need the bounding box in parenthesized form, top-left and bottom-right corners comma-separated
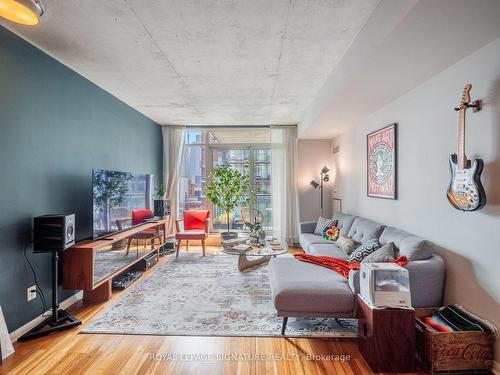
(269, 212, 446, 334)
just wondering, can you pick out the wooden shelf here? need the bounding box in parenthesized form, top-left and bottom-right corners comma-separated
(62, 219, 168, 302)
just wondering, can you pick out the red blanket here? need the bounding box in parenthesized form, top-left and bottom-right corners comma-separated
(293, 253, 408, 278)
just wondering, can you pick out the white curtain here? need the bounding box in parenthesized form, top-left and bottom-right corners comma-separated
(161, 125, 186, 235)
(271, 126, 300, 244)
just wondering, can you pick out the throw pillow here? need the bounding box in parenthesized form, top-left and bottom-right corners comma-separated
(336, 234, 360, 255)
(322, 225, 340, 241)
(314, 217, 337, 235)
(349, 238, 381, 262)
(361, 242, 395, 263)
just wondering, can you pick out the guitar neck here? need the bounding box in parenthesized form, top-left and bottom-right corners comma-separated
(458, 108, 467, 169)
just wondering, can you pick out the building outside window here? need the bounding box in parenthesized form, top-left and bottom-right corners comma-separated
(178, 128, 272, 232)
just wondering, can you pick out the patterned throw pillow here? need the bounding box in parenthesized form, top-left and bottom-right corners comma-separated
(336, 235, 360, 255)
(349, 238, 381, 262)
(361, 242, 395, 263)
(322, 225, 340, 241)
(314, 217, 337, 235)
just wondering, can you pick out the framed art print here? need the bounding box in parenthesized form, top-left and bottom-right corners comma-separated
(367, 123, 397, 199)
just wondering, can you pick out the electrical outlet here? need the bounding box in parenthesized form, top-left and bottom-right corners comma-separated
(27, 285, 37, 302)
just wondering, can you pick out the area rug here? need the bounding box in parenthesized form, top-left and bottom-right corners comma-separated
(82, 253, 357, 337)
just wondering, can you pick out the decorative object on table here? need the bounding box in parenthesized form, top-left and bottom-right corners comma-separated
(206, 164, 251, 240)
(153, 184, 170, 218)
(175, 210, 210, 256)
(447, 84, 486, 211)
(367, 123, 397, 199)
(221, 238, 244, 249)
(0, 305, 14, 361)
(241, 207, 264, 241)
(360, 263, 411, 308)
(313, 217, 336, 235)
(336, 234, 360, 256)
(348, 238, 380, 262)
(222, 239, 289, 272)
(415, 305, 496, 373)
(310, 166, 331, 216)
(357, 295, 415, 373)
(258, 230, 266, 245)
(321, 224, 339, 241)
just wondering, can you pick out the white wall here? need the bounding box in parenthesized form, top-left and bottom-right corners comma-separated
(297, 140, 334, 221)
(334, 37, 500, 362)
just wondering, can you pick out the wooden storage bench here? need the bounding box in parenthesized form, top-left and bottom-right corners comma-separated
(415, 307, 496, 373)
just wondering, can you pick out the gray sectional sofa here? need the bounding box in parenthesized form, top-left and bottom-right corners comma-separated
(269, 212, 445, 334)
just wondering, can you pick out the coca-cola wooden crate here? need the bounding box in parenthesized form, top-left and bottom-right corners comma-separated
(415, 307, 497, 373)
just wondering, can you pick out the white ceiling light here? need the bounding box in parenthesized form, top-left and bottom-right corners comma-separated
(0, 0, 44, 26)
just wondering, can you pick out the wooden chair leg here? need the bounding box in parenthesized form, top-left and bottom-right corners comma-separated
(201, 239, 206, 256)
(126, 237, 132, 255)
(176, 239, 181, 257)
(186, 240, 189, 251)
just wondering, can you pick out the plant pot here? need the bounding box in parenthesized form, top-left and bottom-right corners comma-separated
(154, 199, 170, 218)
(221, 232, 238, 241)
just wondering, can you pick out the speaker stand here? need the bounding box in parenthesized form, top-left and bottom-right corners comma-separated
(19, 251, 81, 341)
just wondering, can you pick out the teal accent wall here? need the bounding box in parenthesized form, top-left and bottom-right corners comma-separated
(0, 26, 163, 332)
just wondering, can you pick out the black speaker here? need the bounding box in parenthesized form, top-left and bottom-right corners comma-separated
(33, 214, 75, 252)
(153, 199, 170, 217)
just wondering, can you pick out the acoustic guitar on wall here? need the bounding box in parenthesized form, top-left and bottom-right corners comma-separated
(447, 84, 486, 211)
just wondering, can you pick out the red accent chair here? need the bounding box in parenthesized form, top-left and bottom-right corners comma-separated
(175, 210, 210, 257)
(125, 209, 163, 255)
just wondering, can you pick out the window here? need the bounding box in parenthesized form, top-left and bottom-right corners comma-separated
(178, 128, 272, 232)
(178, 131, 206, 214)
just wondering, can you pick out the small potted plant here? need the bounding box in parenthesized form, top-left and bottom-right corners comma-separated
(153, 183, 169, 218)
(206, 164, 250, 241)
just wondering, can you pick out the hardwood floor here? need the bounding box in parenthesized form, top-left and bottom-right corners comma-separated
(0, 245, 429, 375)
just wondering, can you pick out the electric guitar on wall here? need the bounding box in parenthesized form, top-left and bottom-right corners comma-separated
(447, 84, 486, 211)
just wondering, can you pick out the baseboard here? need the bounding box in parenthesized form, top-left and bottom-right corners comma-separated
(9, 291, 83, 343)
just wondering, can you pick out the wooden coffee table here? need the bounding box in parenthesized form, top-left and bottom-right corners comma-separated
(221, 240, 288, 271)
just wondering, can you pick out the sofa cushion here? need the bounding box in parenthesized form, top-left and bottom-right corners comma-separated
(333, 212, 356, 235)
(399, 236, 433, 261)
(269, 257, 354, 314)
(314, 217, 336, 235)
(349, 238, 380, 262)
(336, 235, 360, 256)
(379, 226, 433, 261)
(379, 226, 412, 247)
(347, 217, 384, 243)
(361, 242, 395, 263)
(308, 243, 348, 259)
(299, 233, 336, 252)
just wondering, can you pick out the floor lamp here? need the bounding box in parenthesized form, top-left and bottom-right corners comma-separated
(310, 166, 330, 217)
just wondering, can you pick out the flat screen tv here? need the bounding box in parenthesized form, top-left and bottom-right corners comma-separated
(92, 169, 154, 239)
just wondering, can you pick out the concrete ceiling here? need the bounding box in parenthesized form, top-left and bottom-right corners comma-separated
(299, 0, 500, 138)
(0, 0, 379, 126)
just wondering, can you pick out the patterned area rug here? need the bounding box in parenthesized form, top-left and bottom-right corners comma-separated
(82, 253, 357, 337)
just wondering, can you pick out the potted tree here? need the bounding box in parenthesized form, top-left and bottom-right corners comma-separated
(206, 164, 250, 240)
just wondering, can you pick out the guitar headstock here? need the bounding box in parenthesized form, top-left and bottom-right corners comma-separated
(459, 84, 472, 109)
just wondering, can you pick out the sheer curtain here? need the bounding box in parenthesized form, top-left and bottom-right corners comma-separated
(161, 125, 186, 235)
(270, 126, 299, 244)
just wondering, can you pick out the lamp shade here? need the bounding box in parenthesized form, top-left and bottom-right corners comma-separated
(321, 165, 330, 174)
(310, 180, 319, 189)
(0, 0, 44, 25)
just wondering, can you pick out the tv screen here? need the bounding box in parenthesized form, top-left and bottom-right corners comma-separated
(92, 169, 154, 239)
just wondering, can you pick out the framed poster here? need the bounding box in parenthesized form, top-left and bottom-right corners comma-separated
(367, 123, 397, 199)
